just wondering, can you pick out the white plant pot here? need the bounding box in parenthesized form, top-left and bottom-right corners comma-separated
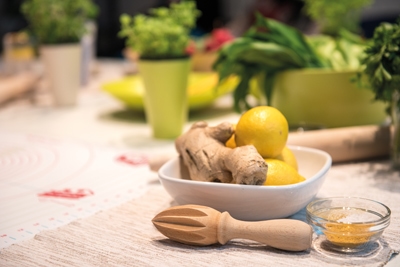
(40, 44, 81, 106)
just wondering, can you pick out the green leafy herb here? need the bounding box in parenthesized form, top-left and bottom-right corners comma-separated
(303, 0, 372, 36)
(21, 0, 98, 44)
(360, 18, 400, 113)
(119, 1, 200, 60)
(213, 13, 328, 112)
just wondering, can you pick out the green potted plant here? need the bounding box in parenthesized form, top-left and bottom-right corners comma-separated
(119, 0, 200, 139)
(213, 11, 386, 129)
(21, 0, 98, 106)
(303, 0, 372, 36)
(360, 19, 400, 168)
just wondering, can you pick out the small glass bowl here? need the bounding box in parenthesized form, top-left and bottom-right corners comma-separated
(306, 197, 391, 253)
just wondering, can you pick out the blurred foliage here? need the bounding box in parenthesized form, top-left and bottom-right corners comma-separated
(119, 0, 200, 59)
(213, 13, 370, 112)
(360, 18, 400, 112)
(213, 14, 328, 112)
(21, 0, 98, 44)
(307, 29, 366, 71)
(303, 0, 372, 36)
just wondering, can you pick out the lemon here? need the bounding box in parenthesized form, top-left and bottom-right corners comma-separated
(225, 124, 236, 148)
(264, 159, 305, 186)
(235, 106, 289, 158)
(275, 146, 298, 171)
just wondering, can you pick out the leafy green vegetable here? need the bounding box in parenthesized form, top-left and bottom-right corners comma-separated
(303, 0, 372, 36)
(307, 29, 367, 70)
(213, 13, 328, 112)
(119, 1, 200, 59)
(21, 0, 98, 44)
(360, 18, 400, 112)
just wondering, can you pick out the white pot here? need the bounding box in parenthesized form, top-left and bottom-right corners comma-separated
(40, 44, 81, 106)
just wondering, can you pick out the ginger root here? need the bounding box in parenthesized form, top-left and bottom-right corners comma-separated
(175, 121, 267, 185)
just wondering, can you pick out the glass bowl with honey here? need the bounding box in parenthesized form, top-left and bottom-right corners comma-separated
(306, 197, 391, 253)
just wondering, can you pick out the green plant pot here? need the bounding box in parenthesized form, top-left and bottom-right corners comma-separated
(270, 69, 387, 128)
(138, 58, 191, 139)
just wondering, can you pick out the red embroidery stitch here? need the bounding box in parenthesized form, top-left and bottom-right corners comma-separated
(116, 154, 148, 166)
(38, 189, 94, 199)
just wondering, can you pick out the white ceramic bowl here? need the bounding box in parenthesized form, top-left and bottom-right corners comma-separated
(158, 146, 332, 221)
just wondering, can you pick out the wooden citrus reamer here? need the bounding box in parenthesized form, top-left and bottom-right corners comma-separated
(152, 204, 313, 252)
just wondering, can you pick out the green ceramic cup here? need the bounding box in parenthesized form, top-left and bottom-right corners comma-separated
(138, 58, 191, 139)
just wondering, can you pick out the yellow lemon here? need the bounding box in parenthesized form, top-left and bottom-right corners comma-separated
(264, 159, 305, 186)
(275, 146, 298, 171)
(235, 106, 289, 158)
(225, 124, 236, 148)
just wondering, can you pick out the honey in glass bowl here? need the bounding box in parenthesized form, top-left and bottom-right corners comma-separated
(306, 197, 391, 253)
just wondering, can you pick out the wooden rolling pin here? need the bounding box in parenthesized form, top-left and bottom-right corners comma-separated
(0, 71, 40, 103)
(152, 204, 313, 252)
(148, 124, 391, 171)
(287, 124, 390, 163)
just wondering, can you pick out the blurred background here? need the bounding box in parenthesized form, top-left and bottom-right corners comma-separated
(1, 0, 399, 58)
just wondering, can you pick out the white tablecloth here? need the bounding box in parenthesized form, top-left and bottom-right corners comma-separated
(0, 60, 399, 266)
